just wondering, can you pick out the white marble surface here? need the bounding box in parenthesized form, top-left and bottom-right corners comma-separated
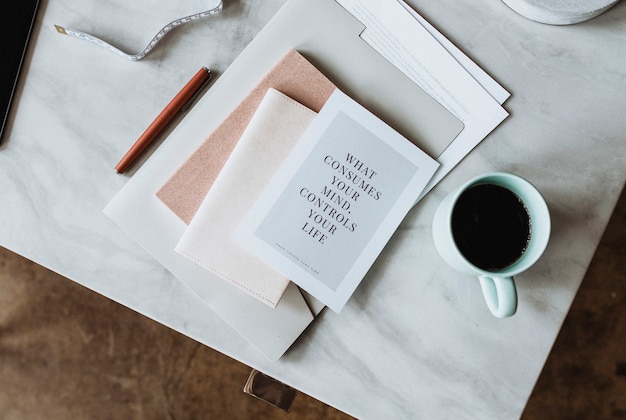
(1, 0, 625, 418)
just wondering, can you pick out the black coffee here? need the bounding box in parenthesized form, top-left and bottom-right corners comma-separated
(451, 183, 531, 271)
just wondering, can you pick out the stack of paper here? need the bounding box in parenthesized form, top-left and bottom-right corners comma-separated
(104, 0, 509, 360)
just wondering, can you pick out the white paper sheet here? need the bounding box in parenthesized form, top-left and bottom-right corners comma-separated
(399, 1, 511, 105)
(337, 0, 510, 197)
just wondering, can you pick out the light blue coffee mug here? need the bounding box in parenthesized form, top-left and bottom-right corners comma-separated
(432, 173, 550, 318)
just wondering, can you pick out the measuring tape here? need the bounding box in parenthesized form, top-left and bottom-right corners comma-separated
(54, 2, 223, 61)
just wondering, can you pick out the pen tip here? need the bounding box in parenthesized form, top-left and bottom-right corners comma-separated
(54, 25, 67, 35)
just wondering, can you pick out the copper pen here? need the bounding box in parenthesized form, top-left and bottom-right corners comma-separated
(114, 67, 212, 174)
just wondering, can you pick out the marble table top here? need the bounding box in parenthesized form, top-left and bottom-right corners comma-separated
(1, 0, 624, 418)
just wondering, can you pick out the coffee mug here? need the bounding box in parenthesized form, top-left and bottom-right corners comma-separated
(432, 173, 550, 318)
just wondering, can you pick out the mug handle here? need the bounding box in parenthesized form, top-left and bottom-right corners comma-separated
(478, 276, 518, 318)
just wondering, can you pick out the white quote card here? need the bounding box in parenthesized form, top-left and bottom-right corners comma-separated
(234, 90, 439, 312)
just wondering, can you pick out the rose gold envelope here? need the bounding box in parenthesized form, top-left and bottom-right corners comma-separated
(157, 49, 335, 225)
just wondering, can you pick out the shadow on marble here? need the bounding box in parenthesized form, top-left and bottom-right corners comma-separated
(522, 187, 626, 419)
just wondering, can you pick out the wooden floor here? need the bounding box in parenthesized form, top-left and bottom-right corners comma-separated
(1, 189, 624, 419)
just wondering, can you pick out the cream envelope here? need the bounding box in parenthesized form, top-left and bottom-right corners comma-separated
(176, 89, 317, 307)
